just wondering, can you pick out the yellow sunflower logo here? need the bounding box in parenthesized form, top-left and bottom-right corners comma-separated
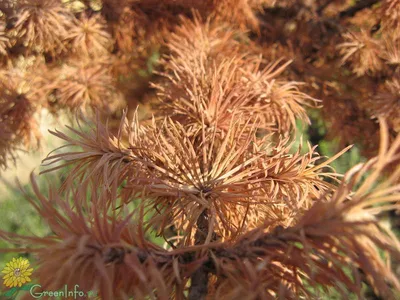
(2, 257, 33, 288)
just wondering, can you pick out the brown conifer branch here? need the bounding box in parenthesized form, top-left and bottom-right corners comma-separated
(1, 125, 399, 299)
(339, 0, 381, 19)
(0, 0, 15, 16)
(188, 265, 209, 300)
(189, 210, 210, 300)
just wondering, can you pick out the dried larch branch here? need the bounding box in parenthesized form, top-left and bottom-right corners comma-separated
(156, 16, 317, 134)
(0, 174, 180, 300)
(2, 121, 400, 299)
(49, 58, 123, 113)
(65, 12, 113, 58)
(0, 19, 10, 56)
(338, 30, 385, 76)
(11, 0, 73, 55)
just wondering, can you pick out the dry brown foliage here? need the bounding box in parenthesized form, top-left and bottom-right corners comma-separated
(49, 58, 123, 113)
(64, 12, 113, 58)
(1, 119, 399, 299)
(155, 16, 317, 134)
(0, 1, 400, 299)
(338, 30, 385, 77)
(42, 110, 348, 244)
(0, 82, 37, 168)
(0, 64, 45, 168)
(11, 0, 73, 55)
(381, 0, 400, 35)
(372, 77, 400, 133)
(0, 19, 10, 56)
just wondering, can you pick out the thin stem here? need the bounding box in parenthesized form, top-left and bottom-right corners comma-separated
(317, 0, 334, 16)
(339, 0, 380, 19)
(188, 210, 209, 300)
